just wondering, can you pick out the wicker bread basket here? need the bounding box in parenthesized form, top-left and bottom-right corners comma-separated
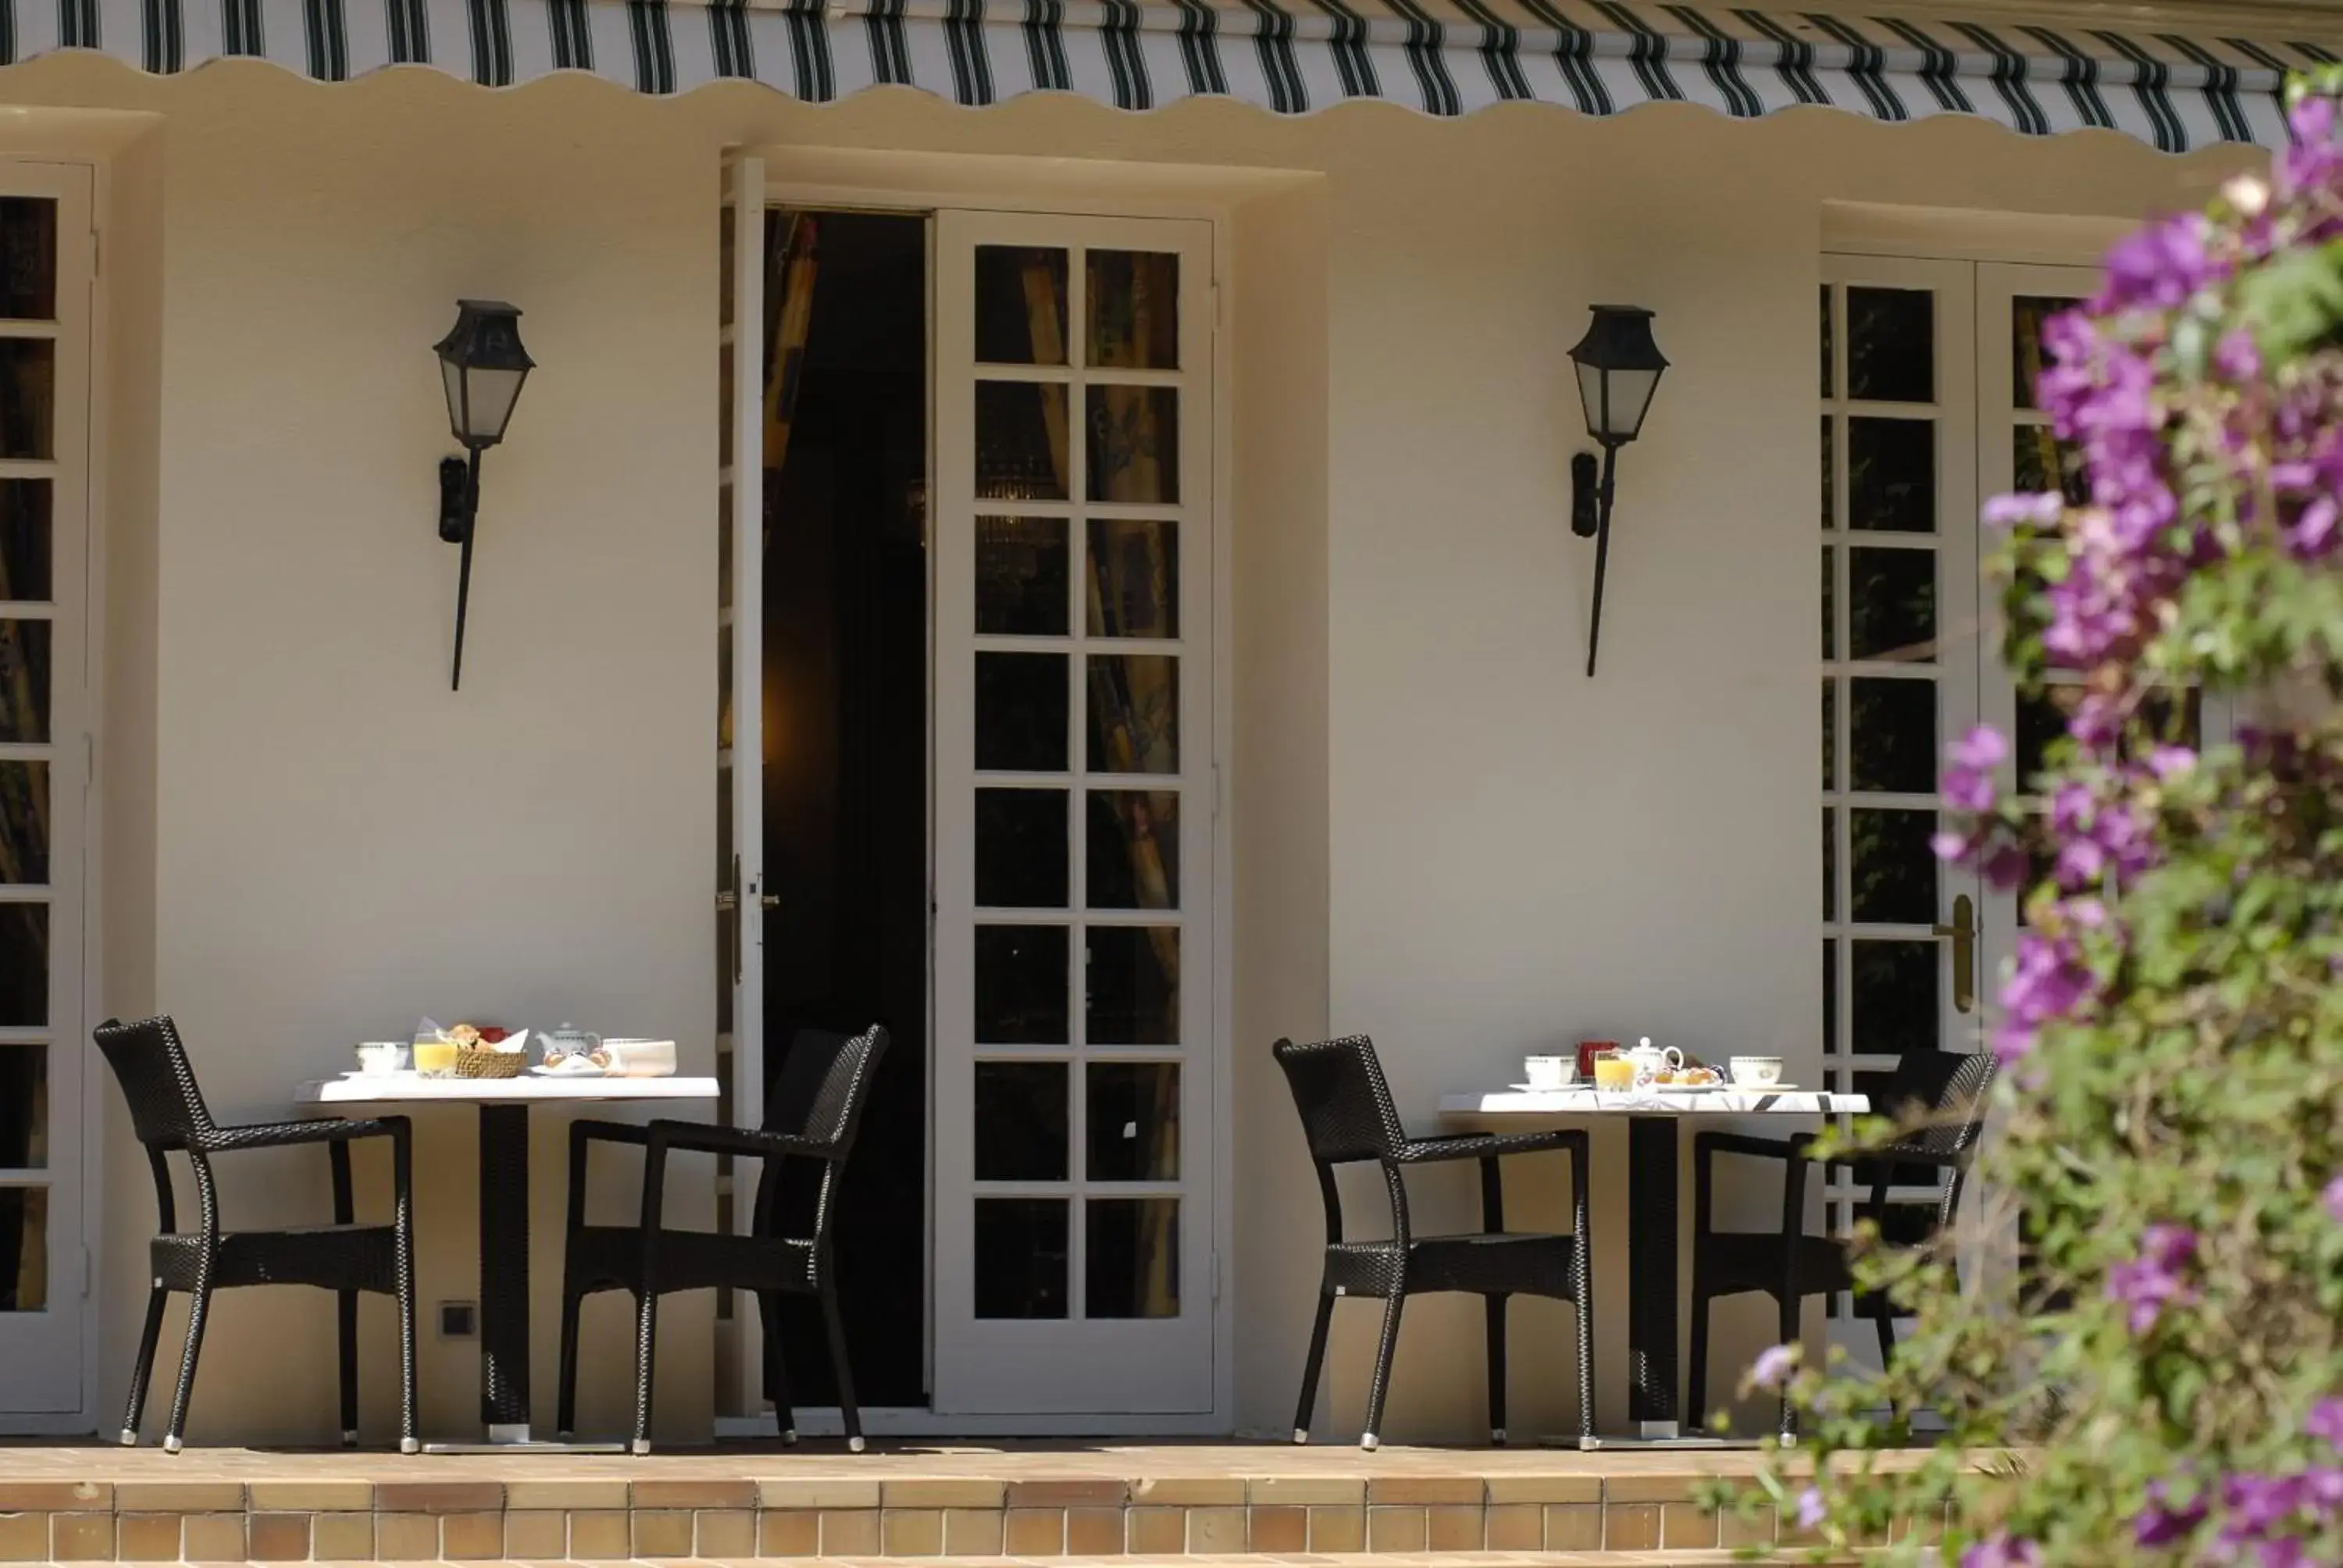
(451, 1046, 526, 1079)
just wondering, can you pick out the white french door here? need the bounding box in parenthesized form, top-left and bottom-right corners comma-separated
(0, 162, 93, 1417)
(931, 210, 1217, 1416)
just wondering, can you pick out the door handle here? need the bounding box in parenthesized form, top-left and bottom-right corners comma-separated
(1933, 893, 1976, 1014)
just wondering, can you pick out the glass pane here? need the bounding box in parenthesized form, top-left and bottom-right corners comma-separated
(1821, 547, 1835, 659)
(0, 761, 49, 884)
(975, 246, 1068, 366)
(718, 340, 733, 469)
(2017, 683, 2199, 784)
(1821, 679, 1836, 791)
(1849, 677, 1937, 794)
(0, 481, 50, 603)
(1846, 287, 1933, 404)
(1086, 925, 1179, 1045)
(717, 485, 733, 611)
(0, 1187, 45, 1310)
(974, 1199, 1068, 1319)
(976, 517, 1068, 636)
(1849, 809, 1938, 925)
(0, 1043, 45, 1167)
(1849, 418, 1935, 533)
(1086, 1199, 1179, 1319)
(1087, 1062, 1180, 1180)
(975, 382, 1068, 501)
(1086, 519, 1178, 638)
(0, 906, 46, 1027)
(0, 201, 55, 321)
(2015, 686, 2073, 789)
(718, 201, 735, 325)
(1823, 807, 1836, 921)
(1819, 284, 1833, 397)
(1820, 417, 1835, 529)
(974, 1060, 1068, 1180)
(0, 622, 48, 749)
(1851, 940, 1940, 1057)
(1088, 251, 1179, 370)
(975, 789, 1067, 908)
(1087, 654, 1178, 773)
(717, 625, 733, 754)
(975, 652, 1067, 772)
(2012, 426, 2089, 506)
(2011, 296, 2077, 410)
(0, 340, 54, 460)
(1086, 387, 1179, 504)
(1848, 548, 1935, 664)
(974, 925, 1067, 1044)
(1087, 791, 1179, 910)
(1823, 940, 1839, 1055)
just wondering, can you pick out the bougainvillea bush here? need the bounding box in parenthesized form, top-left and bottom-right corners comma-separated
(1725, 79, 2343, 1565)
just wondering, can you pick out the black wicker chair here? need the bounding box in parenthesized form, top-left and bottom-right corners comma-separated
(1273, 1035, 1595, 1451)
(1689, 1048, 1996, 1437)
(558, 1024, 887, 1454)
(93, 1015, 418, 1455)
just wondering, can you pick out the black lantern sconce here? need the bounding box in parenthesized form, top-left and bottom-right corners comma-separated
(433, 300, 535, 690)
(1567, 305, 1668, 677)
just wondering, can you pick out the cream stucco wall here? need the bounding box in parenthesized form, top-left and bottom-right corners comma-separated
(0, 55, 2257, 1442)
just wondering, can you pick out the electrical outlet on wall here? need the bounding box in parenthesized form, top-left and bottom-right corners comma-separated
(437, 1301, 478, 1339)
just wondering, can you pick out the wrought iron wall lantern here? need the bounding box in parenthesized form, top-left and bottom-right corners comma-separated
(1567, 305, 1668, 677)
(433, 300, 534, 691)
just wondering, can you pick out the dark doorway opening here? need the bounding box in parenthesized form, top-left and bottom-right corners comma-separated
(758, 209, 929, 1410)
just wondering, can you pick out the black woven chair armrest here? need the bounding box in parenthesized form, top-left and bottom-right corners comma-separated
(199, 1115, 409, 1152)
(1692, 1129, 1814, 1163)
(646, 1121, 835, 1161)
(1395, 1128, 1585, 1164)
(1859, 1142, 1974, 1167)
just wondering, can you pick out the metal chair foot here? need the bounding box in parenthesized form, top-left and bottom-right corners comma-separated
(1491, 1427, 1507, 1447)
(848, 1436, 867, 1453)
(783, 1430, 799, 1445)
(399, 1438, 420, 1456)
(1291, 1427, 1309, 1445)
(118, 1430, 137, 1448)
(341, 1429, 358, 1449)
(162, 1435, 183, 1456)
(630, 1438, 652, 1456)
(1360, 1432, 1379, 1452)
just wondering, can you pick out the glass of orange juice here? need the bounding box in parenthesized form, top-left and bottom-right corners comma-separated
(413, 1038, 458, 1077)
(1592, 1050, 1637, 1091)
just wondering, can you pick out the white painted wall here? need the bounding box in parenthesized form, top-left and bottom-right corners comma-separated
(0, 54, 2256, 1441)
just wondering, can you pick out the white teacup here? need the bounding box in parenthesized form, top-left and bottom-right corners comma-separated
(1524, 1055, 1577, 1090)
(355, 1042, 408, 1075)
(1728, 1056, 1785, 1088)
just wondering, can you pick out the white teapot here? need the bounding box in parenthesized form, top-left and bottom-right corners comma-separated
(1625, 1037, 1683, 1085)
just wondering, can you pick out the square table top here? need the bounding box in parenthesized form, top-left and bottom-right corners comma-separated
(295, 1073, 722, 1106)
(1440, 1087, 1870, 1116)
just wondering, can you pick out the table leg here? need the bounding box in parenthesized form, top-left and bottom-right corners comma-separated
(478, 1103, 532, 1439)
(1626, 1114, 1678, 1438)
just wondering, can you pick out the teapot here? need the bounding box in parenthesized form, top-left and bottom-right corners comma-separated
(1625, 1037, 1684, 1084)
(541, 1023, 601, 1064)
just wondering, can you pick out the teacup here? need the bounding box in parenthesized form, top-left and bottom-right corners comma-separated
(355, 1042, 408, 1075)
(1524, 1055, 1576, 1091)
(1729, 1056, 1785, 1088)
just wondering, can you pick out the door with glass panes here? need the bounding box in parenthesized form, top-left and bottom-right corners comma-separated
(932, 212, 1215, 1415)
(0, 164, 92, 1417)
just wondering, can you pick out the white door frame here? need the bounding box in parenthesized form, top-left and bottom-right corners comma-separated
(714, 166, 1239, 1438)
(0, 158, 97, 1427)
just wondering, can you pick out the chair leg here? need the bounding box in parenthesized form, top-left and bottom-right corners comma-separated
(1874, 1303, 1898, 1369)
(162, 1283, 213, 1456)
(629, 1288, 660, 1456)
(1686, 1281, 1711, 1436)
(395, 1274, 419, 1456)
(337, 1291, 359, 1447)
(120, 1285, 169, 1445)
(1290, 1290, 1336, 1444)
(1776, 1292, 1801, 1442)
(819, 1278, 865, 1453)
(555, 1285, 584, 1440)
(1361, 1292, 1405, 1452)
(1483, 1293, 1508, 1445)
(758, 1292, 796, 1444)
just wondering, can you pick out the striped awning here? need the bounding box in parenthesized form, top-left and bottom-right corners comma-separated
(2, 0, 2327, 151)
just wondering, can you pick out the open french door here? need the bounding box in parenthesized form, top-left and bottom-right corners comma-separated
(930, 211, 1218, 1416)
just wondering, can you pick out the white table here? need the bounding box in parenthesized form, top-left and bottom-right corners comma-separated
(296, 1074, 720, 1451)
(1439, 1085, 1868, 1449)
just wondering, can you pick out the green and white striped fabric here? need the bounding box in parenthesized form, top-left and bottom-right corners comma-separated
(0, 0, 2326, 150)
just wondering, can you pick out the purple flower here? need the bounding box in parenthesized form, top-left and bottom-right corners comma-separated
(2324, 1174, 2343, 1225)
(2223, 1472, 2305, 1534)
(1931, 830, 1969, 863)
(2098, 213, 2217, 312)
(1982, 491, 2065, 529)
(2148, 745, 2196, 780)
(2301, 1468, 2343, 1510)
(2106, 1224, 2197, 1335)
(2214, 330, 2262, 382)
(2258, 1538, 2311, 1568)
(2307, 1396, 2343, 1449)
(2289, 497, 2339, 558)
(2137, 1480, 2206, 1547)
(1949, 725, 2008, 771)
(1995, 932, 2096, 1063)
(1944, 763, 1996, 813)
(1963, 1531, 2042, 1567)
(1749, 1343, 1798, 1390)
(1794, 1488, 1827, 1532)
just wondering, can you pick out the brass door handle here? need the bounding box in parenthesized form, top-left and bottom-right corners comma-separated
(1933, 893, 1976, 1014)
